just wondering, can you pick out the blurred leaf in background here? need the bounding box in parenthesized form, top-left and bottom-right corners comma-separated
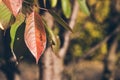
(61, 0, 72, 18)
(68, 0, 110, 60)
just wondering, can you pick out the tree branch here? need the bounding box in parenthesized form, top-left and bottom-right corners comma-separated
(59, 0, 79, 58)
(79, 25, 120, 61)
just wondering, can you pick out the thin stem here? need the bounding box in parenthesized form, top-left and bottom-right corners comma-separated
(23, 0, 48, 11)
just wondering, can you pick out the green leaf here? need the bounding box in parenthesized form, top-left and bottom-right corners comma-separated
(48, 9, 73, 32)
(42, 17, 56, 45)
(10, 13, 25, 49)
(77, 0, 90, 16)
(51, 0, 58, 7)
(0, 2, 12, 30)
(42, 18, 60, 54)
(61, 0, 71, 18)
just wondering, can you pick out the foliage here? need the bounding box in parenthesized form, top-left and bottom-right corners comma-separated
(24, 11, 46, 63)
(0, 1, 12, 30)
(68, 0, 111, 61)
(10, 12, 25, 49)
(0, 0, 90, 63)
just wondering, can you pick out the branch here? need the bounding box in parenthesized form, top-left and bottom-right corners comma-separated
(79, 25, 120, 61)
(59, 0, 79, 58)
(102, 35, 118, 80)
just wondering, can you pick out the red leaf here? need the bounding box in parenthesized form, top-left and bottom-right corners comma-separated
(24, 12, 46, 63)
(2, 0, 23, 16)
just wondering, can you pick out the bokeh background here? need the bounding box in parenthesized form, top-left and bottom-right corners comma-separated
(1, 0, 120, 80)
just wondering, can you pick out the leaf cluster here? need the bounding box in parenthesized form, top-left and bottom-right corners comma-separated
(0, 0, 90, 63)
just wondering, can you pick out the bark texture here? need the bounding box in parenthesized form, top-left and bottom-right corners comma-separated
(42, 0, 79, 80)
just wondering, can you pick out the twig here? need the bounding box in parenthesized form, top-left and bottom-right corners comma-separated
(23, 0, 48, 11)
(79, 25, 120, 61)
(59, 0, 79, 58)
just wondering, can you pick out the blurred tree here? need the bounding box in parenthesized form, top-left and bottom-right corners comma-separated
(42, 1, 79, 80)
(65, 0, 120, 80)
(1, 0, 120, 80)
(67, 0, 111, 62)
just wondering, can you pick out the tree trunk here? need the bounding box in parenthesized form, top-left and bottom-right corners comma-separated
(42, 48, 53, 80)
(102, 0, 120, 80)
(52, 54, 64, 80)
(42, 1, 79, 80)
(102, 36, 118, 80)
(42, 12, 54, 80)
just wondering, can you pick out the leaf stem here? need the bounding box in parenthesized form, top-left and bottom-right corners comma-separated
(23, 0, 48, 11)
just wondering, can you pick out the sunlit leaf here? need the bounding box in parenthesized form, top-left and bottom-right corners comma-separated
(3, 0, 23, 16)
(61, 0, 71, 18)
(24, 12, 46, 63)
(10, 12, 25, 49)
(48, 9, 73, 32)
(0, 1, 12, 30)
(77, 0, 90, 16)
(51, 0, 57, 7)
